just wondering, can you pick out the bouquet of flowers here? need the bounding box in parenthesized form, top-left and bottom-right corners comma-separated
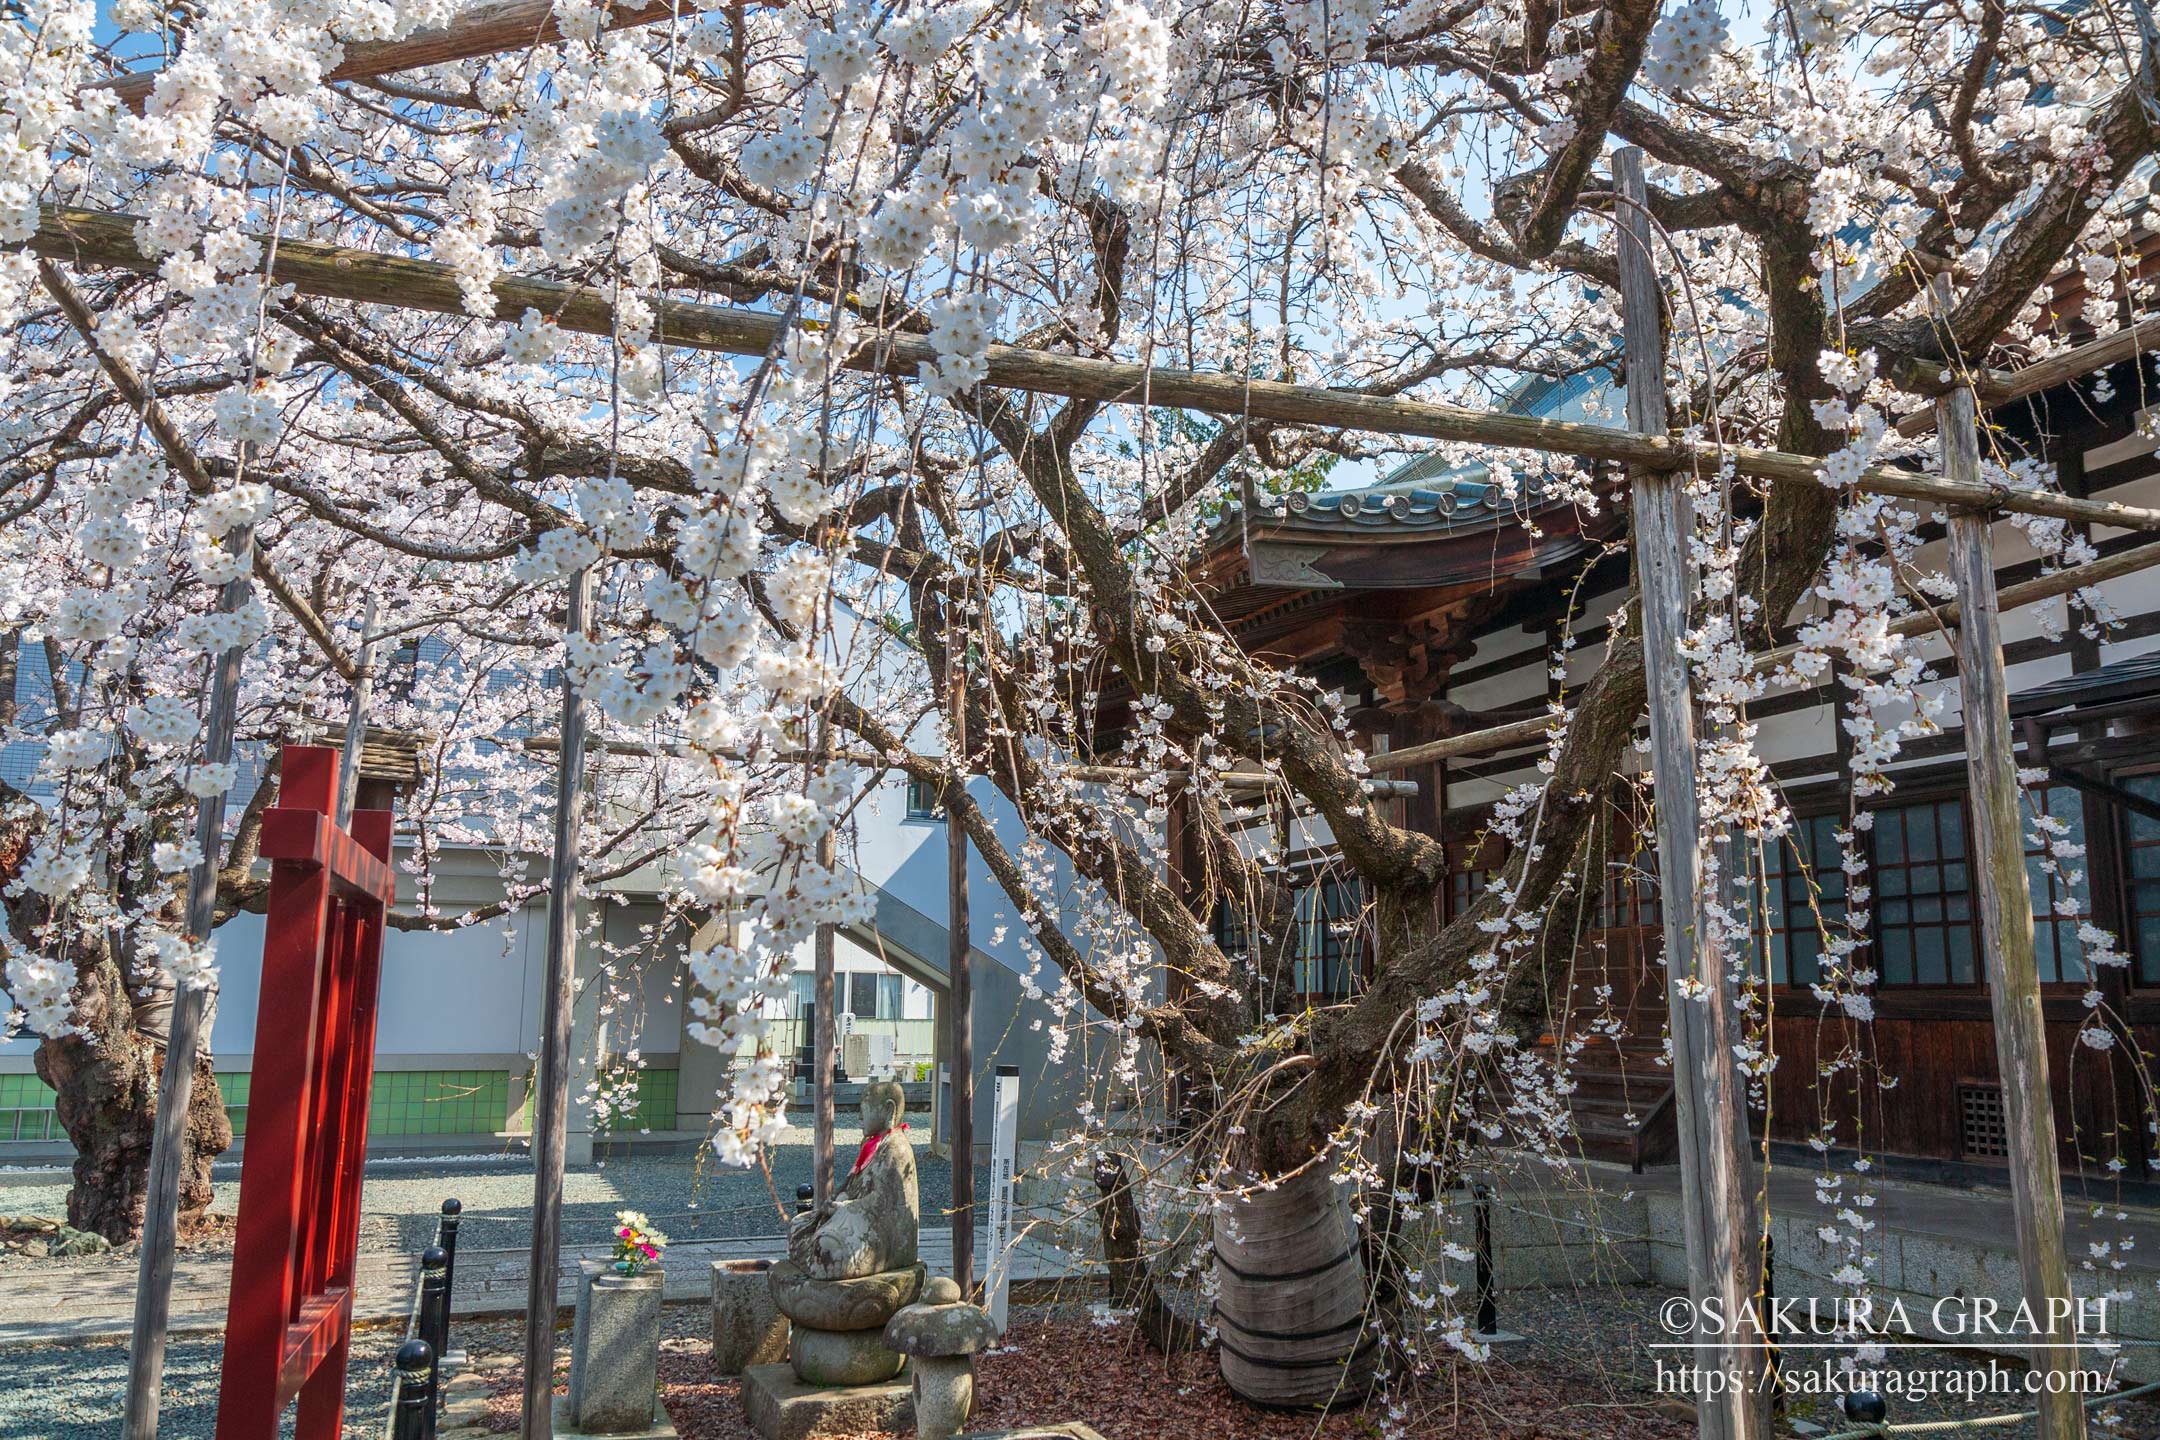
(611, 1209, 668, 1276)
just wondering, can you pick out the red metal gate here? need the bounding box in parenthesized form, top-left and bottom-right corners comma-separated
(215, 745, 396, 1440)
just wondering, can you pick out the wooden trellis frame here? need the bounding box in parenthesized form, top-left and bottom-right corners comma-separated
(41, 42, 2151, 1437)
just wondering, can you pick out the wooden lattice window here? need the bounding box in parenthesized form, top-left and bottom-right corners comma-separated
(1599, 858, 1663, 930)
(1292, 875, 1366, 998)
(1873, 797, 1980, 986)
(2021, 783, 2090, 984)
(2121, 775, 2160, 984)
(1959, 1083, 2009, 1160)
(1759, 813, 1847, 987)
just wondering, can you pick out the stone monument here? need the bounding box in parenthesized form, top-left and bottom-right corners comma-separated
(559, 1260, 673, 1438)
(743, 1080, 925, 1440)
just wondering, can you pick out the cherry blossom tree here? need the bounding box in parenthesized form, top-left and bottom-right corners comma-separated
(1, 0, 2153, 1400)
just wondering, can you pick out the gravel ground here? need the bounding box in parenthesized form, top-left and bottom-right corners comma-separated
(0, 1114, 988, 1277)
(0, 1324, 405, 1439)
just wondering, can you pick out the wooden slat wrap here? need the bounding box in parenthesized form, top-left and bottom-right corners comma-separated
(1213, 1166, 1377, 1407)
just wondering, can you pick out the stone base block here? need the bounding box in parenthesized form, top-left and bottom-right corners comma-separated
(741, 1362, 913, 1440)
(713, 1259, 789, 1374)
(550, 1394, 677, 1440)
(957, 1426, 1109, 1440)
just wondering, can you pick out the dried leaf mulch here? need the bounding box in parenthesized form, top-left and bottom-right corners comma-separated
(465, 1302, 1700, 1440)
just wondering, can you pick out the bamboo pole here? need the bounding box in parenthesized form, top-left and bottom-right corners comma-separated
(1933, 278, 2088, 1440)
(335, 595, 380, 829)
(29, 205, 2160, 538)
(121, 527, 256, 1440)
(947, 648, 975, 1294)
(1614, 149, 1766, 1440)
(522, 563, 593, 1440)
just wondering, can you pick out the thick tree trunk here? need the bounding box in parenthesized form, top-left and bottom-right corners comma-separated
(33, 946, 231, 1244)
(1092, 1153, 1203, 1354)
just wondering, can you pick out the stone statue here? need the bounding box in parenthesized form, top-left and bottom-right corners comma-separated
(788, 1079, 919, 1280)
(764, 1079, 925, 1391)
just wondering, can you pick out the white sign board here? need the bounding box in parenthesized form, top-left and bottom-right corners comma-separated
(982, 1065, 1021, 1331)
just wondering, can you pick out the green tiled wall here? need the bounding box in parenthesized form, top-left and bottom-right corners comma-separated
(367, 1070, 511, 1137)
(0, 1073, 60, 1142)
(216, 1073, 251, 1136)
(616, 1066, 678, 1132)
(1, 1067, 515, 1145)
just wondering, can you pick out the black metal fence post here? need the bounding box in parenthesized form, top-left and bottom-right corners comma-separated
(1473, 1181, 1498, 1338)
(419, 1244, 449, 1417)
(392, 1338, 435, 1440)
(439, 1199, 462, 1296)
(438, 1199, 463, 1365)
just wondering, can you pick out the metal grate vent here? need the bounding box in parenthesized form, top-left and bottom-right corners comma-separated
(1960, 1083, 2009, 1159)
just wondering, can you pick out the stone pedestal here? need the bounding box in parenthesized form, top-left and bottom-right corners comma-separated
(566, 1261, 663, 1435)
(741, 1361, 912, 1440)
(712, 1259, 789, 1375)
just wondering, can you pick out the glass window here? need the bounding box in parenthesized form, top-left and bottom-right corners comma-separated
(1760, 813, 1847, 987)
(1599, 857, 1662, 930)
(1212, 897, 1251, 958)
(2122, 775, 2160, 985)
(1292, 875, 1364, 997)
(2023, 784, 2090, 984)
(1445, 838, 1496, 921)
(904, 778, 942, 821)
(1873, 798, 1978, 985)
(849, 972, 880, 1018)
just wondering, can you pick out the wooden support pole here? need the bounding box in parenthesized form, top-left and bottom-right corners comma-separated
(1613, 149, 1766, 1440)
(122, 527, 256, 1440)
(1895, 311, 2160, 438)
(947, 647, 975, 1294)
(335, 596, 380, 830)
(29, 205, 2160, 539)
(1934, 279, 2088, 1440)
(521, 564, 593, 1440)
(813, 719, 837, 1209)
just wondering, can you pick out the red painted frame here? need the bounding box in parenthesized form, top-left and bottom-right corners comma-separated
(214, 745, 397, 1440)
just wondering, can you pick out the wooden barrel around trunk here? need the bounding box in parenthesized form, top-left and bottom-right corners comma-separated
(1213, 1165, 1378, 1407)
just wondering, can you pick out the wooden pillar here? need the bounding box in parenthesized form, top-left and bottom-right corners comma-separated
(522, 564, 593, 1440)
(814, 723, 837, 1209)
(1614, 148, 1767, 1440)
(948, 646, 975, 1292)
(123, 527, 256, 1440)
(335, 596, 379, 830)
(1934, 278, 2088, 1440)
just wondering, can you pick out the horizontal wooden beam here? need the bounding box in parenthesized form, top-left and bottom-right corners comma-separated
(1370, 532, 2160, 770)
(34, 205, 2160, 540)
(96, 0, 692, 109)
(1893, 313, 2160, 439)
